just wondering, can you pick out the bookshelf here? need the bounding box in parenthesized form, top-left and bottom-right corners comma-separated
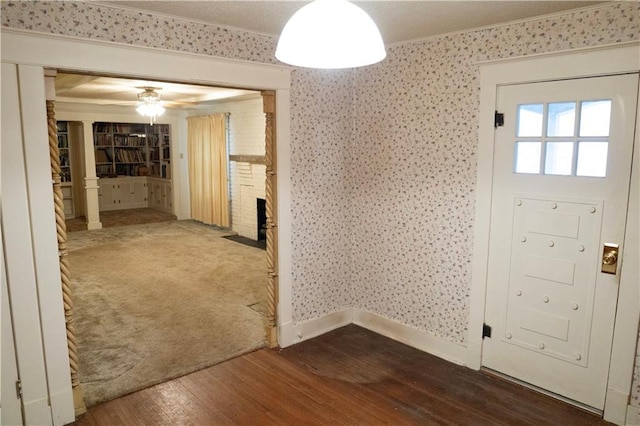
(57, 121, 72, 182)
(94, 122, 150, 177)
(93, 122, 171, 178)
(93, 122, 172, 213)
(57, 121, 75, 218)
(147, 124, 172, 179)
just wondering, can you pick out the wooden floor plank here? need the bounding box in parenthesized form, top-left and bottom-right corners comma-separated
(73, 325, 611, 426)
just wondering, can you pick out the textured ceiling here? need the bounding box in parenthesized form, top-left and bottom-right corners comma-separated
(55, 73, 258, 108)
(96, 1, 604, 45)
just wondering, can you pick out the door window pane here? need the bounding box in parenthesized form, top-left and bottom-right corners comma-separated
(544, 142, 573, 176)
(517, 104, 543, 137)
(547, 102, 576, 137)
(577, 142, 608, 177)
(579, 100, 612, 137)
(515, 142, 541, 174)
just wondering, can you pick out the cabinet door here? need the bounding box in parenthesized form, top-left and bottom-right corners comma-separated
(120, 179, 148, 208)
(117, 180, 133, 208)
(131, 180, 148, 206)
(61, 185, 74, 218)
(99, 181, 120, 211)
(152, 181, 163, 208)
(162, 181, 172, 211)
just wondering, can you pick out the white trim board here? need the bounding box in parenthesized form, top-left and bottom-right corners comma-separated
(470, 42, 640, 424)
(626, 405, 640, 426)
(279, 309, 354, 348)
(0, 28, 291, 89)
(353, 310, 467, 366)
(280, 308, 467, 367)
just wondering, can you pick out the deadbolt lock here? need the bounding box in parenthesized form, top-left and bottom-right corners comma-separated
(602, 243, 619, 275)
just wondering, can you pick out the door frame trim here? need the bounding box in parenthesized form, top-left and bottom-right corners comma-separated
(1, 28, 294, 422)
(468, 41, 640, 423)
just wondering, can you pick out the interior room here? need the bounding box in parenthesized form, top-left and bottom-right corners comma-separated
(2, 1, 639, 425)
(49, 73, 272, 407)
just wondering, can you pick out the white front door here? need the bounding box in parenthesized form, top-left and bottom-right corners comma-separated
(482, 73, 639, 409)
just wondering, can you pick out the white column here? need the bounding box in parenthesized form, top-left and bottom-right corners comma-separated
(82, 120, 102, 230)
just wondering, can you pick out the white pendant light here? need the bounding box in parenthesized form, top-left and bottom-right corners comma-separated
(276, 0, 386, 69)
(136, 87, 165, 126)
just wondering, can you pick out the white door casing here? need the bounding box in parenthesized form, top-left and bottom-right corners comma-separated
(1, 28, 294, 423)
(468, 42, 640, 424)
(482, 74, 639, 409)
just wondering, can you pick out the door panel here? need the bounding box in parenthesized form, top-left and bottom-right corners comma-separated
(482, 74, 639, 409)
(2, 232, 24, 426)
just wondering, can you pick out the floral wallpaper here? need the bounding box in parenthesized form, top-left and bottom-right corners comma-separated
(1, 1, 277, 64)
(350, 0, 640, 403)
(4, 0, 640, 407)
(1, 0, 355, 321)
(289, 69, 355, 319)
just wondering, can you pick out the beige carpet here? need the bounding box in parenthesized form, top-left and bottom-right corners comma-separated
(67, 208, 177, 232)
(68, 220, 267, 407)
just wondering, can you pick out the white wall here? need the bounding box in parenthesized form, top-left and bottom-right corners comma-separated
(187, 96, 266, 239)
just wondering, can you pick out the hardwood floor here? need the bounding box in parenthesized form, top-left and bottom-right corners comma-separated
(73, 325, 610, 425)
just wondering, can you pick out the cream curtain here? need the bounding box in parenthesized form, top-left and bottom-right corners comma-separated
(187, 114, 230, 227)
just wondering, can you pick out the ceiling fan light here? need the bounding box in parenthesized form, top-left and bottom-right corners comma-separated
(137, 103, 165, 117)
(136, 87, 165, 125)
(275, 0, 386, 69)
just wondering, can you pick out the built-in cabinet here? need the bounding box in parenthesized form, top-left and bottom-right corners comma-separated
(57, 119, 175, 217)
(98, 177, 148, 211)
(93, 121, 173, 214)
(98, 176, 172, 213)
(57, 121, 75, 218)
(147, 177, 173, 213)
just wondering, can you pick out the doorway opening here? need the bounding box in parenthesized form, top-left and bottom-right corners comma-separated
(52, 71, 278, 407)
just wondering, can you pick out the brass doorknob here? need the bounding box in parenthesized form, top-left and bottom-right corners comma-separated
(602, 243, 619, 274)
(603, 250, 618, 265)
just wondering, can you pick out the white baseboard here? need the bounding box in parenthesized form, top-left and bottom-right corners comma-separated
(278, 308, 467, 365)
(465, 339, 483, 370)
(352, 309, 467, 366)
(278, 308, 353, 348)
(604, 387, 630, 425)
(50, 388, 75, 426)
(626, 404, 640, 426)
(23, 396, 53, 426)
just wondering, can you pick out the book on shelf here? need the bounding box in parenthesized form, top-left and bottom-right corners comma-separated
(114, 148, 145, 163)
(114, 135, 146, 146)
(94, 123, 110, 133)
(58, 134, 69, 148)
(94, 134, 112, 146)
(113, 123, 146, 134)
(96, 165, 113, 176)
(92, 122, 171, 178)
(95, 148, 111, 163)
